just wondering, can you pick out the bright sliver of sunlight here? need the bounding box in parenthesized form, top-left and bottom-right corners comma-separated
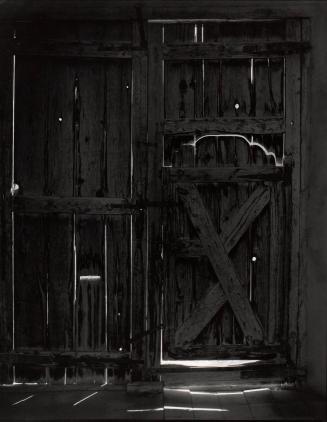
(160, 359, 260, 368)
(128, 406, 228, 412)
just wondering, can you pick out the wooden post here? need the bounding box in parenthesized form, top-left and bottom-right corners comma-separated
(147, 23, 163, 368)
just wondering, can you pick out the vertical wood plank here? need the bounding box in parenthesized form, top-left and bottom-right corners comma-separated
(254, 58, 284, 117)
(106, 60, 132, 198)
(204, 60, 219, 118)
(297, 18, 310, 368)
(164, 23, 195, 45)
(76, 62, 105, 197)
(285, 19, 302, 365)
(14, 214, 47, 349)
(76, 215, 105, 351)
(47, 214, 74, 351)
(221, 59, 251, 117)
(165, 60, 203, 120)
(0, 25, 13, 354)
(131, 21, 148, 361)
(268, 181, 285, 344)
(46, 60, 74, 196)
(250, 147, 270, 340)
(106, 215, 131, 352)
(15, 57, 48, 195)
(147, 22, 163, 367)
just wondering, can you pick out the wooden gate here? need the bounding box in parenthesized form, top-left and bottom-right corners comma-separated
(147, 19, 307, 364)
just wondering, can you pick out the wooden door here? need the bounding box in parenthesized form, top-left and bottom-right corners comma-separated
(0, 21, 148, 384)
(147, 19, 306, 363)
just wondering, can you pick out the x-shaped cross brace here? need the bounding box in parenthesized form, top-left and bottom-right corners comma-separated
(175, 183, 270, 346)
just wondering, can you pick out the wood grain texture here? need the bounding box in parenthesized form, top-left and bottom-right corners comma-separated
(15, 58, 75, 195)
(106, 215, 131, 352)
(163, 117, 285, 134)
(76, 215, 105, 352)
(14, 196, 135, 214)
(165, 60, 203, 119)
(131, 24, 148, 361)
(14, 214, 47, 349)
(47, 214, 74, 351)
(255, 58, 284, 117)
(147, 23, 163, 367)
(177, 183, 263, 342)
(164, 166, 289, 183)
(221, 59, 252, 117)
(163, 41, 310, 60)
(0, 25, 13, 354)
(285, 19, 302, 366)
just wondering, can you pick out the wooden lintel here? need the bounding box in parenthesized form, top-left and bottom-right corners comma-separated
(176, 183, 264, 343)
(163, 117, 284, 135)
(164, 166, 289, 184)
(13, 196, 137, 215)
(13, 43, 146, 59)
(163, 41, 310, 59)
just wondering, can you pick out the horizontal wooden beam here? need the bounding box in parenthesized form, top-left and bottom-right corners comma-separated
(163, 41, 310, 59)
(13, 196, 137, 214)
(163, 117, 284, 135)
(11, 43, 144, 59)
(0, 352, 139, 366)
(164, 166, 290, 183)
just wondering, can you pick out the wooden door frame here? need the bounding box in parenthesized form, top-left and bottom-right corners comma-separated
(146, 18, 310, 370)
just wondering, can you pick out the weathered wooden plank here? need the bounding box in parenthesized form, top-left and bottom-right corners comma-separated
(163, 41, 310, 59)
(147, 23, 163, 367)
(15, 57, 48, 196)
(164, 23, 195, 44)
(106, 60, 132, 198)
(15, 57, 74, 197)
(15, 21, 133, 45)
(13, 45, 136, 59)
(76, 62, 105, 197)
(45, 60, 74, 196)
(254, 58, 284, 117)
(163, 117, 285, 135)
(14, 196, 135, 214)
(163, 134, 196, 355)
(176, 183, 263, 342)
(131, 211, 146, 360)
(285, 19, 302, 366)
(76, 215, 106, 351)
(221, 59, 252, 117)
(106, 215, 131, 353)
(203, 20, 286, 43)
(165, 60, 203, 119)
(0, 25, 13, 353)
(175, 185, 270, 345)
(47, 214, 74, 351)
(0, 351, 132, 365)
(164, 166, 289, 183)
(268, 182, 285, 343)
(14, 214, 47, 349)
(297, 18, 310, 368)
(204, 60, 220, 118)
(192, 136, 220, 346)
(131, 24, 148, 362)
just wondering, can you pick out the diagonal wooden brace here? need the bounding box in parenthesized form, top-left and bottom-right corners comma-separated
(175, 184, 270, 346)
